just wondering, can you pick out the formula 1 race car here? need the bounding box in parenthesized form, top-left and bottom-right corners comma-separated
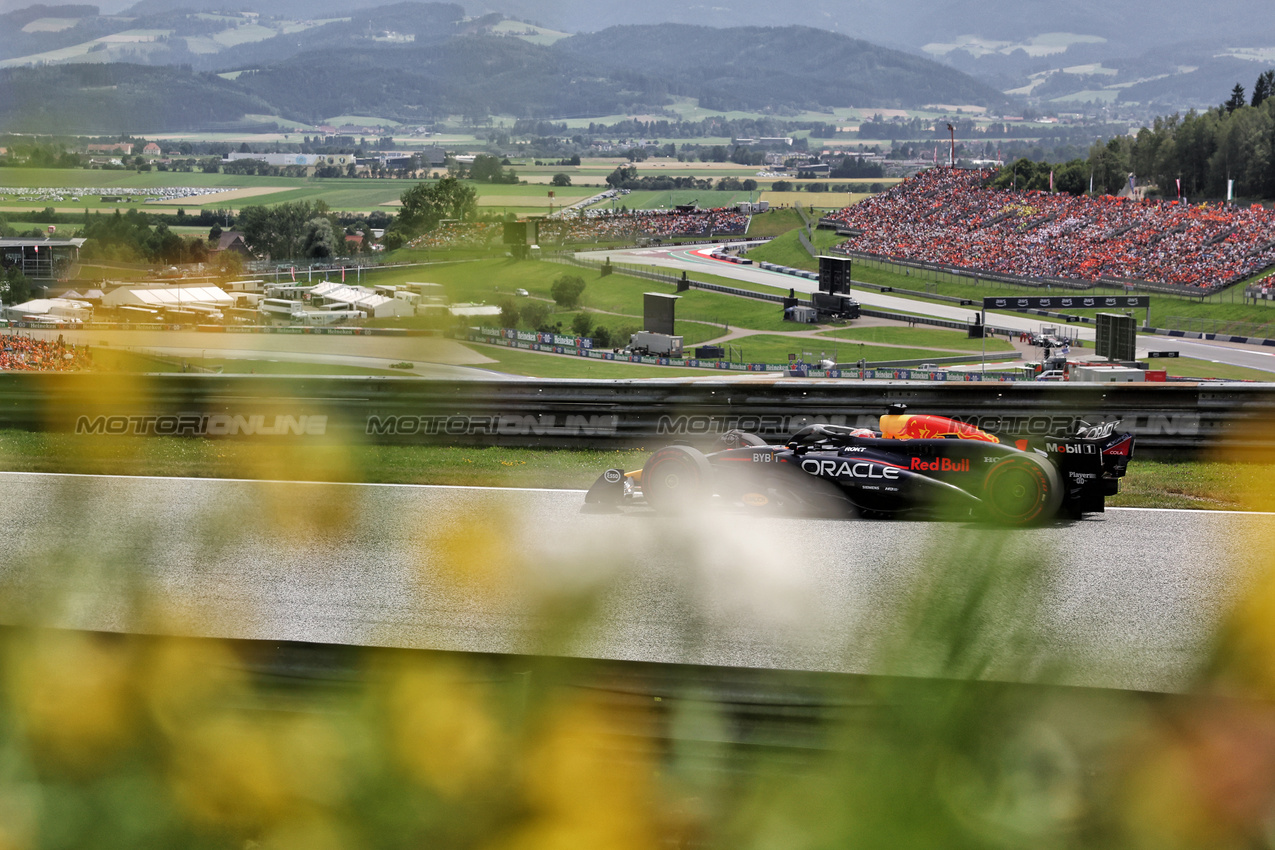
(584, 405, 1134, 525)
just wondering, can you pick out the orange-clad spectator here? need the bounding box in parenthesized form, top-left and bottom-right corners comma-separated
(823, 168, 1275, 290)
(0, 334, 92, 371)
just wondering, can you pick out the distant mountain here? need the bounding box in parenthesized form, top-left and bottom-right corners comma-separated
(228, 24, 1008, 124)
(460, 0, 1273, 56)
(0, 2, 468, 72)
(4, 0, 1271, 112)
(0, 63, 273, 133)
(468, 0, 1275, 111)
(0, 16, 1009, 132)
(555, 25, 1007, 112)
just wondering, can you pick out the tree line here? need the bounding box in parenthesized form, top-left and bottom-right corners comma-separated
(993, 69, 1275, 200)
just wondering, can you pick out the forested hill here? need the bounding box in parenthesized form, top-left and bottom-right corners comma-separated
(0, 64, 274, 134)
(0, 22, 1010, 132)
(232, 24, 1009, 124)
(554, 25, 1007, 112)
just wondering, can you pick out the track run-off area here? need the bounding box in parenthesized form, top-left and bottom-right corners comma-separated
(582, 243, 1275, 374)
(2, 472, 1268, 696)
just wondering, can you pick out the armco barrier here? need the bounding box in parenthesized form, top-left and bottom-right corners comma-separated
(2, 373, 1274, 454)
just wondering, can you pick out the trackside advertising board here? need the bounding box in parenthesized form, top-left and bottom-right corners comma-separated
(983, 296, 1150, 311)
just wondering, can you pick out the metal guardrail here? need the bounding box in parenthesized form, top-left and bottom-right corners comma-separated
(3, 373, 1272, 454)
(20, 626, 1177, 779)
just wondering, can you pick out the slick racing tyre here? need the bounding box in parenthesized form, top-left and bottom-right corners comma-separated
(981, 455, 1062, 525)
(641, 446, 713, 514)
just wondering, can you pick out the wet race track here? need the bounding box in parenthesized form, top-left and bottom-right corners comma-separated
(0, 471, 1267, 694)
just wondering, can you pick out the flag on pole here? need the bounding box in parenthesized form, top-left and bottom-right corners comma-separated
(1228, 178, 1234, 202)
(1128, 173, 1136, 196)
(1176, 178, 1181, 199)
(341, 265, 346, 282)
(290, 266, 296, 281)
(1089, 173, 1094, 194)
(1049, 171, 1054, 192)
(933, 146, 937, 164)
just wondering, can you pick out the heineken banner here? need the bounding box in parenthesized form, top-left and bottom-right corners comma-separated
(983, 295, 1150, 311)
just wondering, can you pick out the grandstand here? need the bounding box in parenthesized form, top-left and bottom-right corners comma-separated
(821, 168, 1275, 292)
(540, 207, 750, 242)
(405, 208, 750, 250)
(0, 333, 92, 371)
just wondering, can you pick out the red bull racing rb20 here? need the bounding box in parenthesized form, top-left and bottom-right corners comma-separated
(585, 405, 1134, 525)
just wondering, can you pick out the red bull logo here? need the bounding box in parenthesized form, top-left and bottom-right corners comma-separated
(880, 414, 1000, 443)
(910, 457, 971, 472)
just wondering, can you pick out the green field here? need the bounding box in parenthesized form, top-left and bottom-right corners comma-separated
(591, 190, 756, 211)
(458, 343, 710, 378)
(713, 333, 985, 365)
(744, 208, 806, 238)
(743, 228, 843, 268)
(816, 326, 1016, 352)
(90, 347, 414, 377)
(1149, 356, 1275, 381)
(364, 258, 796, 338)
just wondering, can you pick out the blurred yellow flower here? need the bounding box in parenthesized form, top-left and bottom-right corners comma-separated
(386, 660, 501, 797)
(497, 696, 657, 850)
(6, 631, 137, 771)
(169, 711, 350, 830)
(139, 636, 246, 734)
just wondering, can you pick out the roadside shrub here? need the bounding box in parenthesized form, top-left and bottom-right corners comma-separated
(550, 275, 586, 309)
(499, 298, 519, 327)
(521, 300, 550, 329)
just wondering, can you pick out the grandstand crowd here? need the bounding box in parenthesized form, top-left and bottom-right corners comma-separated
(823, 168, 1275, 290)
(539, 207, 750, 242)
(0, 334, 92, 371)
(405, 208, 750, 249)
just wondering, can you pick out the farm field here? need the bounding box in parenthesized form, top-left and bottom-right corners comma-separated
(0, 160, 878, 221)
(759, 191, 861, 211)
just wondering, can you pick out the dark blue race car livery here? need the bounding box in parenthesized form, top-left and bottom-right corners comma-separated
(585, 405, 1134, 525)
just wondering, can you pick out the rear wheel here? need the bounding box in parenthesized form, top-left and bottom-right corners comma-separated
(981, 456, 1062, 525)
(641, 446, 713, 514)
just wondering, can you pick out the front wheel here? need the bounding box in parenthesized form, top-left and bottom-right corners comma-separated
(641, 446, 713, 514)
(981, 456, 1062, 525)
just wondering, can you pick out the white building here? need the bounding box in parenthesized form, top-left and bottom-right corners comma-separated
(5, 297, 92, 323)
(223, 153, 359, 168)
(309, 280, 415, 319)
(258, 298, 366, 326)
(102, 285, 234, 320)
